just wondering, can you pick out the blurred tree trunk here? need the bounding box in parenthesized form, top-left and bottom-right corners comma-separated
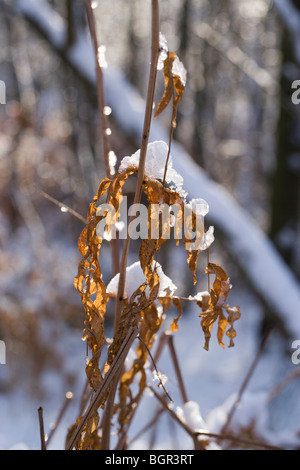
(269, 0, 300, 279)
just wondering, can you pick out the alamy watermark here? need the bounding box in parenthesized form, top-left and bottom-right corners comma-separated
(0, 340, 6, 365)
(0, 80, 6, 104)
(291, 340, 300, 365)
(96, 196, 211, 251)
(291, 80, 300, 105)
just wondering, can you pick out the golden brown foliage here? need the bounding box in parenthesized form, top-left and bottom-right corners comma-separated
(197, 263, 241, 350)
(154, 52, 185, 120)
(69, 39, 241, 450)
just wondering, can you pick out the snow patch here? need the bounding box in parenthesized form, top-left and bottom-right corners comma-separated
(106, 260, 177, 300)
(176, 401, 207, 433)
(118, 141, 186, 198)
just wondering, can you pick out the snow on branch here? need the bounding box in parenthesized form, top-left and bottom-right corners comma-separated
(15, 0, 300, 338)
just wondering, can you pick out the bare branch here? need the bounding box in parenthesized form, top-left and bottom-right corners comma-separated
(138, 335, 173, 403)
(84, 0, 120, 276)
(113, 0, 160, 333)
(167, 335, 188, 404)
(32, 184, 87, 224)
(38, 407, 47, 451)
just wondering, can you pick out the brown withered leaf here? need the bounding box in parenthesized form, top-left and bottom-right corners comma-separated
(74, 180, 111, 391)
(154, 52, 177, 118)
(154, 52, 186, 119)
(170, 298, 183, 332)
(198, 308, 218, 351)
(217, 311, 229, 349)
(144, 179, 182, 206)
(139, 238, 158, 275)
(205, 263, 231, 308)
(74, 166, 138, 395)
(186, 250, 199, 285)
(80, 412, 101, 451)
(197, 263, 241, 350)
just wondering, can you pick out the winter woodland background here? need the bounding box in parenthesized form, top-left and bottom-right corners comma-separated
(0, 0, 300, 450)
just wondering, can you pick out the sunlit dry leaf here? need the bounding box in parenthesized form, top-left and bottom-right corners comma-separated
(217, 311, 228, 349)
(170, 298, 183, 332)
(198, 263, 241, 350)
(139, 238, 158, 275)
(186, 250, 199, 285)
(154, 52, 177, 118)
(199, 309, 218, 351)
(154, 51, 186, 120)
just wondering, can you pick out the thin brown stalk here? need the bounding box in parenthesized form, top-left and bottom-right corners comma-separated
(85, 0, 120, 276)
(206, 247, 211, 291)
(221, 328, 273, 434)
(138, 335, 173, 403)
(101, 1, 160, 449)
(85, 0, 111, 178)
(100, 370, 123, 450)
(32, 184, 87, 224)
(167, 335, 188, 403)
(114, 0, 160, 334)
(38, 406, 47, 451)
(66, 326, 139, 450)
(153, 329, 170, 363)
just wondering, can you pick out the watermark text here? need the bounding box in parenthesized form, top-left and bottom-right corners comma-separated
(0, 80, 6, 104)
(0, 340, 6, 365)
(291, 80, 300, 105)
(291, 340, 300, 365)
(96, 196, 209, 250)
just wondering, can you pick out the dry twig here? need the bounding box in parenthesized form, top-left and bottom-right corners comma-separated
(38, 406, 47, 451)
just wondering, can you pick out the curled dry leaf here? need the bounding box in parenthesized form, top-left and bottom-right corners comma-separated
(197, 263, 241, 350)
(170, 298, 183, 332)
(154, 51, 186, 120)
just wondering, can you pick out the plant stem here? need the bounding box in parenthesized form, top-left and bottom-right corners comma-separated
(32, 184, 87, 224)
(138, 335, 173, 402)
(100, 3, 160, 449)
(167, 335, 188, 403)
(100, 370, 123, 450)
(113, 0, 160, 338)
(85, 0, 111, 178)
(85, 0, 120, 276)
(38, 406, 47, 451)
